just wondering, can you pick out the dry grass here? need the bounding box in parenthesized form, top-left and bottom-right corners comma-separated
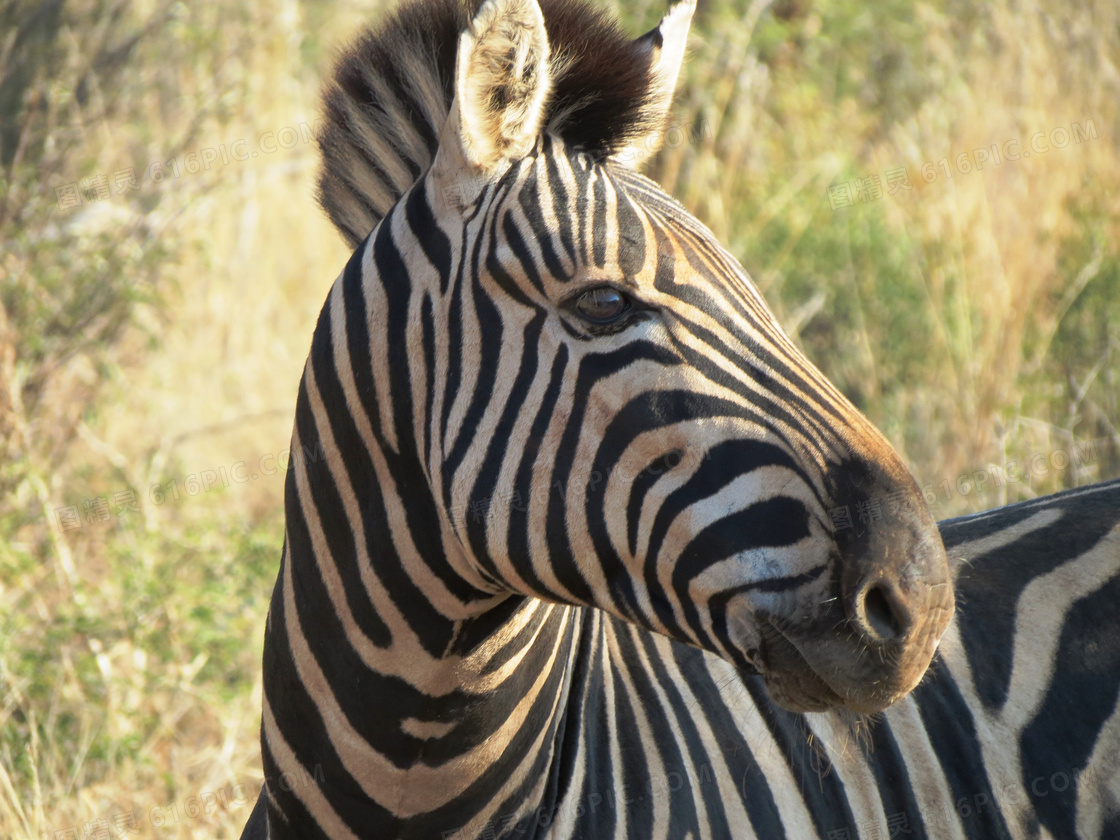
(861, 0, 1120, 507)
(1, 0, 1118, 838)
(1, 1, 375, 837)
(652, 0, 1120, 515)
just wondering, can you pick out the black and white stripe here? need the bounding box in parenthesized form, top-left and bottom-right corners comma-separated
(239, 0, 1117, 837)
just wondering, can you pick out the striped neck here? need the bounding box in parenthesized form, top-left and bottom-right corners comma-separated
(260, 210, 585, 833)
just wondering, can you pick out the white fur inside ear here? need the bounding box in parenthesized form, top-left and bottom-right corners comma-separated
(649, 0, 694, 99)
(455, 0, 552, 172)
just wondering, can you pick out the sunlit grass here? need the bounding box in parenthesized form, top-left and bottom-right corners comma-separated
(1, 1, 373, 836)
(652, 0, 1120, 512)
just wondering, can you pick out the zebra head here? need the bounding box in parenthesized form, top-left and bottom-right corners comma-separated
(316, 0, 953, 715)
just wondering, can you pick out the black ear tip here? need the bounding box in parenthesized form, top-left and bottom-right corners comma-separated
(639, 25, 665, 51)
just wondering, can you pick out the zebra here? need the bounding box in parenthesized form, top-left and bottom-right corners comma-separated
(238, 0, 1117, 836)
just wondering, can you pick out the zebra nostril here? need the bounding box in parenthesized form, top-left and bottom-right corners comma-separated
(860, 583, 908, 642)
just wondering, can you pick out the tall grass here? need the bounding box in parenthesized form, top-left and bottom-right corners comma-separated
(1, 0, 1117, 838)
(650, 0, 1120, 513)
(1, 1, 369, 836)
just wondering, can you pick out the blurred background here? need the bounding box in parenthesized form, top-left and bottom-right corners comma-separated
(1, 0, 1117, 836)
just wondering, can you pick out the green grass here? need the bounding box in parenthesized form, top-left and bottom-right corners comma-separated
(1, 495, 281, 837)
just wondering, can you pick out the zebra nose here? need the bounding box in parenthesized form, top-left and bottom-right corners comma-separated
(848, 576, 912, 642)
(827, 457, 948, 647)
(836, 506, 949, 646)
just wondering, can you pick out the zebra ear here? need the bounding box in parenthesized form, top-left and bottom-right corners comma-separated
(431, 0, 551, 206)
(612, 0, 695, 168)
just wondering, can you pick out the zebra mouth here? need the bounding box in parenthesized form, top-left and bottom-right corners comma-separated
(757, 618, 846, 713)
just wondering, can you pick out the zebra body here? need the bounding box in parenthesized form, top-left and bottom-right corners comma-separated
(241, 0, 1119, 837)
(245, 470, 1120, 838)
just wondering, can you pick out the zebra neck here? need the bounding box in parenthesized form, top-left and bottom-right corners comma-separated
(264, 267, 589, 825)
(264, 523, 587, 827)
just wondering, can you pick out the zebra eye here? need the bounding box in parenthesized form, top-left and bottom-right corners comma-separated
(574, 286, 630, 324)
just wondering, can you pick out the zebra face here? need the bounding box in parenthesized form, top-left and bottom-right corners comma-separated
(401, 0, 954, 715)
(428, 138, 952, 714)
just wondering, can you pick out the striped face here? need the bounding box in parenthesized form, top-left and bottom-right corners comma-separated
(347, 0, 954, 715)
(405, 0, 957, 715)
(414, 131, 952, 713)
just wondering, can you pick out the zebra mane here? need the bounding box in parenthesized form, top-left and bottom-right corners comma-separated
(317, 0, 662, 247)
